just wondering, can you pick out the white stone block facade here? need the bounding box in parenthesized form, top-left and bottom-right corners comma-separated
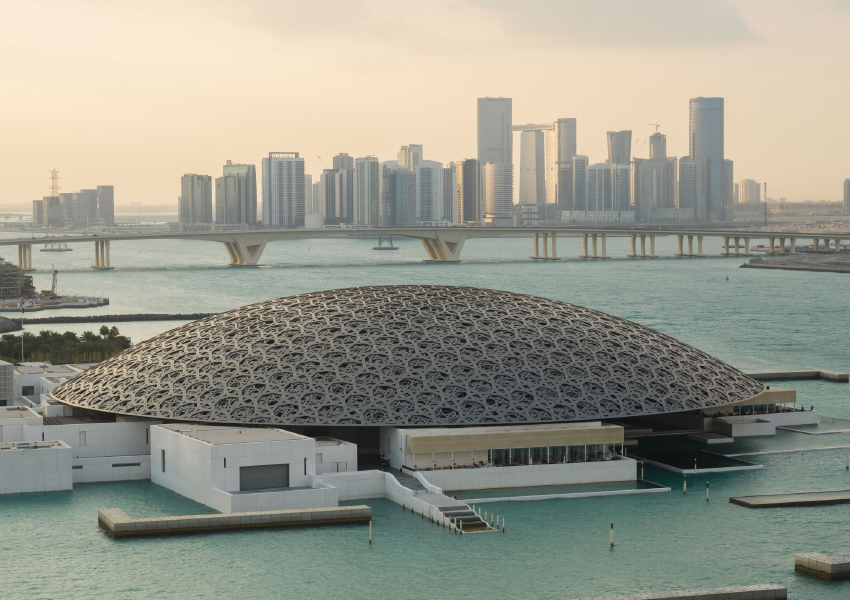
(0, 441, 72, 494)
(151, 425, 340, 513)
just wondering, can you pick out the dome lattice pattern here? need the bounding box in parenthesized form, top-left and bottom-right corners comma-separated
(51, 286, 763, 426)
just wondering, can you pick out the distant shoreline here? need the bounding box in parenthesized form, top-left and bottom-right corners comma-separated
(21, 313, 215, 325)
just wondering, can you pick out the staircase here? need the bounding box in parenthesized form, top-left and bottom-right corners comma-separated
(386, 467, 495, 533)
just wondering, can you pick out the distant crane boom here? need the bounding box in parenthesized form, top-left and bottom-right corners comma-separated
(647, 122, 661, 132)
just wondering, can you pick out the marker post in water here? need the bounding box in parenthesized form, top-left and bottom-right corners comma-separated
(683, 474, 687, 494)
(706, 481, 710, 501)
(369, 520, 372, 544)
(694, 459, 698, 478)
(610, 522, 614, 546)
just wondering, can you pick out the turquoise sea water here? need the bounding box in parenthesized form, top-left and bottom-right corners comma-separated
(1, 232, 849, 598)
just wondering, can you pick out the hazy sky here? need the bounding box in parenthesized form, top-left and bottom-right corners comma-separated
(1, 0, 848, 207)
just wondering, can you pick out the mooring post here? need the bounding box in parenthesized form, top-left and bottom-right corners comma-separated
(610, 522, 614, 546)
(706, 482, 710, 502)
(684, 474, 687, 494)
(369, 520, 372, 544)
(694, 458, 697, 478)
(641, 461, 644, 480)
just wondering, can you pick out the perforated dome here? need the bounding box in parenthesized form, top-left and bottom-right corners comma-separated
(51, 285, 763, 426)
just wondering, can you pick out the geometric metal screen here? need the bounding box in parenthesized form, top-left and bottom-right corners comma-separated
(51, 285, 764, 427)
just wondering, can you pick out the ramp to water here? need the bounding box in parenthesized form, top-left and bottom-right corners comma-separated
(730, 489, 850, 508)
(568, 584, 786, 599)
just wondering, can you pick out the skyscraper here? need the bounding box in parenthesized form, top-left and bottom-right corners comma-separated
(96, 186, 115, 226)
(398, 145, 423, 170)
(477, 98, 512, 165)
(384, 164, 416, 227)
(261, 152, 305, 227)
(572, 155, 589, 211)
(739, 179, 761, 203)
(442, 162, 457, 223)
(304, 174, 313, 214)
(415, 160, 444, 224)
(844, 170, 850, 215)
(484, 163, 513, 219)
(587, 163, 611, 211)
(649, 132, 666, 160)
(545, 118, 577, 209)
(32, 200, 44, 226)
(215, 161, 257, 225)
(689, 97, 726, 220)
(519, 130, 545, 205)
(179, 174, 213, 224)
(606, 130, 632, 212)
(456, 159, 483, 223)
(724, 159, 734, 219)
(678, 157, 697, 213)
(333, 153, 354, 171)
(354, 156, 380, 226)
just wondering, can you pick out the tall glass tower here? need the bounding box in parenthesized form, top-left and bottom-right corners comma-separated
(689, 97, 725, 220)
(477, 98, 512, 166)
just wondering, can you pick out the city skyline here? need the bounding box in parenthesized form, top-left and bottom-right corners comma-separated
(1, 1, 849, 206)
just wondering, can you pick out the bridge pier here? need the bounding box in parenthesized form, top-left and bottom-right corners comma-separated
(697, 236, 703, 256)
(530, 232, 560, 260)
(789, 237, 796, 254)
(676, 235, 683, 256)
(745, 237, 750, 254)
(223, 233, 271, 266)
(582, 234, 609, 259)
(813, 238, 820, 253)
(92, 240, 114, 270)
(421, 230, 470, 262)
(734, 237, 740, 255)
(17, 244, 35, 272)
(722, 236, 729, 255)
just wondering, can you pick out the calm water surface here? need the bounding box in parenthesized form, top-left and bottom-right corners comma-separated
(1, 232, 848, 598)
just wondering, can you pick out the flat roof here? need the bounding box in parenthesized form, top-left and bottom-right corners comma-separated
(315, 437, 353, 447)
(159, 424, 308, 445)
(0, 406, 41, 420)
(15, 365, 77, 375)
(396, 421, 618, 438)
(0, 441, 64, 451)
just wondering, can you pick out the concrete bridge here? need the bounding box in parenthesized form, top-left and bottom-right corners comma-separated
(1, 227, 846, 271)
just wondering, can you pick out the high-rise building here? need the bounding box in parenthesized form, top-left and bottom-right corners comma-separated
(320, 169, 337, 219)
(311, 180, 322, 215)
(96, 186, 115, 226)
(678, 157, 697, 211)
(415, 160, 444, 224)
(456, 159, 483, 224)
(179, 174, 213, 224)
(398, 145, 423, 170)
(333, 153, 354, 171)
(215, 161, 257, 225)
(723, 159, 734, 220)
(572, 155, 589, 211)
(384, 164, 416, 227)
(32, 200, 44, 227)
(607, 131, 632, 212)
(844, 170, 850, 215)
(442, 162, 457, 223)
(739, 179, 761, 204)
(336, 168, 354, 224)
(261, 152, 305, 227)
(632, 157, 678, 221)
(354, 156, 380, 226)
(545, 118, 577, 209)
(734, 182, 739, 204)
(631, 128, 678, 221)
(587, 163, 611, 211)
(304, 174, 314, 214)
(688, 97, 726, 220)
(607, 131, 632, 166)
(477, 98, 512, 166)
(484, 163, 513, 219)
(649, 132, 666, 160)
(519, 130, 545, 206)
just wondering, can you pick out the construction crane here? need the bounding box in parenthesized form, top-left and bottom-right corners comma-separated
(632, 138, 647, 159)
(647, 122, 661, 132)
(317, 155, 328, 169)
